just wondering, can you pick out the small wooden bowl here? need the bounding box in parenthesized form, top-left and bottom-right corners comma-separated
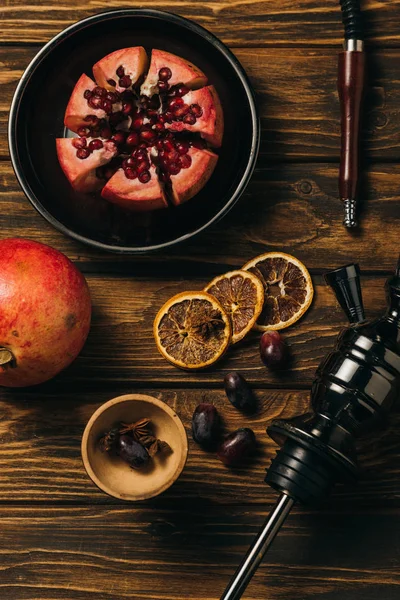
(81, 394, 188, 501)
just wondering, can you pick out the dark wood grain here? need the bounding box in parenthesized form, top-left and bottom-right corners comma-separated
(1, 161, 399, 271)
(1, 0, 400, 47)
(2, 47, 400, 161)
(0, 505, 399, 599)
(0, 387, 399, 507)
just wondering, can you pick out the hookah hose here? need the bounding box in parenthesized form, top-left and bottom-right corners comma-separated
(338, 0, 365, 227)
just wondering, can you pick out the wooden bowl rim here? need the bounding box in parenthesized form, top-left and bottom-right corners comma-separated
(81, 393, 188, 501)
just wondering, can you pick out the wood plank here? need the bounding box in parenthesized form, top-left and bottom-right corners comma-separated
(2, 47, 400, 160)
(1, 382, 399, 506)
(0, 504, 399, 598)
(0, 0, 399, 47)
(0, 160, 399, 271)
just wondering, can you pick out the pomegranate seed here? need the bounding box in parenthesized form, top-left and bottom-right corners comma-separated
(174, 104, 190, 118)
(89, 139, 104, 151)
(168, 162, 181, 175)
(153, 122, 165, 132)
(125, 167, 138, 180)
(132, 115, 143, 129)
(179, 154, 192, 169)
(183, 113, 196, 125)
(191, 138, 207, 149)
(119, 75, 132, 88)
(106, 91, 119, 103)
(163, 139, 175, 152)
(174, 85, 190, 97)
(93, 86, 106, 97)
(125, 157, 136, 167)
(139, 142, 149, 148)
(107, 78, 116, 87)
(158, 81, 169, 92)
(126, 132, 140, 146)
(88, 96, 103, 109)
(135, 149, 147, 161)
(72, 137, 87, 149)
(111, 132, 126, 145)
(156, 139, 164, 150)
(122, 101, 133, 115)
(77, 126, 90, 137)
(100, 126, 112, 139)
(190, 104, 203, 117)
(76, 148, 91, 159)
(176, 141, 190, 155)
(159, 170, 171, 183)
(83, 90, 92, 99)
(168, 97, 184, 110)
(136, 160, 149, 174)
(140, 129, 156, 142)
(167, 149, 179, 162)
(164, 111, 174, 123)
(158, 67, 172, 81)
(138, 171, 151, 184)
(102, 99, 113, 114)
(83, 115, 99, 124)
(116, 65, 125, 77)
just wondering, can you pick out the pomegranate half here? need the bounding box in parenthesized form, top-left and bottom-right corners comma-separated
(0, 239, 91, 387)
(57, 47, 224, 211)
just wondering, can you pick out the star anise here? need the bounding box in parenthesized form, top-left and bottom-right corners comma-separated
(119, 418, 151, 442)
(148, 439, 172, 457)
(98, 426, 119, 453)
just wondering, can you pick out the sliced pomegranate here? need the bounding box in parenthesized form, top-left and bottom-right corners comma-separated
(93, 46, 148, 92)
(168, 147, 218, 206)
(101, 152, 168, 212)
(165, 86, 223, 147)
(56, 138, 118, 193)
(64, 74, 107, 133)
(140, 49, 207, 97)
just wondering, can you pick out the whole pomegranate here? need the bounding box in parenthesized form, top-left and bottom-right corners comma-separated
(0, 239, 91, 387)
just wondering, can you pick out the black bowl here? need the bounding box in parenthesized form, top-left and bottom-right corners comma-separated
(9, 9, 259, 253)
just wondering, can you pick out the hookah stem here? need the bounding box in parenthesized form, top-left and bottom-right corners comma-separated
(220, 493, 295, 600)
(338, 0, 365, 228)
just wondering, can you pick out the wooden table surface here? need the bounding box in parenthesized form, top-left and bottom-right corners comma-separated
(1, 1, 400, 599)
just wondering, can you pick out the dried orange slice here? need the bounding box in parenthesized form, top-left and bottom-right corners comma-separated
(154, 292, 231, 370)
(243, 252, 313, 331)
(204, 270, 264, 343)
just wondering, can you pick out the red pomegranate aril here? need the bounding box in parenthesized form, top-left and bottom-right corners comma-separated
(111, 132, 126, 145)
(125, 167, 138, 180)
(83, 89, 92, 100)
(119, 75, 132, 88)
(138, 170, 151, 184)
(107, 78, 116, 87)
(126, 132, 140, 146)
(125, 157, 136, 167)
(88, 139, 104, 151)
(76, 148, 91, 159)
(140, 130, 156, 142)
(159, 170, 171, 183)
(122, 101, 133, 115)
(100, 126, 112, 139)
(132, 115, 143, 129)
(88, 96, 103, 109)
(168, 162, 181, 176)
(168, 97, 184, 110)
(164, 111, 174, 123)
(77, 126, 91, 137)
(106, 91, 119, 103)
(136, 160, 149, 174)
(179, 154, 192, 169)
(163, 139, 175, 152)
(116, 65, 125, 77)
(190, 103, 203, 117)
(135, 149, 147, 161)
(174, 104, 190, 118)
(158, 67, 172, 81)
(156, 139, 164, 151)
(93, 86, 106, 97)
(83, 115, 99, 124)
(176, 141, 190, 155)
(72, 137, 87, 149)
(183, 113, 196, 125)
(102, 99, 113, 114)
(158, 81, 169, 92)
(153, 122, 165, 132)
(174, 85, 190, 97)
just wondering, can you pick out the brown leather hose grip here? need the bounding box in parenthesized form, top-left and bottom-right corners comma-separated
(338, 50, 365, 227)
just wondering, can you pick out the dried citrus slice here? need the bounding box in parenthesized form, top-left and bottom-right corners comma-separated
(154, 292, 231, 370)
(204, 270, 264, 343)
(243, 252, 313, 331)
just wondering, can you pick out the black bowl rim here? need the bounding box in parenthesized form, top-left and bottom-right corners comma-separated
(8, 8, 260, 254)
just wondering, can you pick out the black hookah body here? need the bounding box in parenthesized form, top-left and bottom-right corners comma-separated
(265, 264, 400, 506)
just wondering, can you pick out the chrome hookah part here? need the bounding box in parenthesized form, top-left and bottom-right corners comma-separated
(220, 258, 400, 599)
(338, 0, 365, 228)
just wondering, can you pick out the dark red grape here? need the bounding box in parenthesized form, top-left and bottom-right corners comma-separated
(192, 403, 221, 448)
(224, 372, 256, 412)
(217, 428, 256, 466)
(116, 434, 149, 469)
(259, 331, 287, 369)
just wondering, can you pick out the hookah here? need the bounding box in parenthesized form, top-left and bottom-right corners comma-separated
(220, 256, 400, 599)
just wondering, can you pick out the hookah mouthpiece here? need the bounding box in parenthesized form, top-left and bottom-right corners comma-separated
(324, 263, 365, 323)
